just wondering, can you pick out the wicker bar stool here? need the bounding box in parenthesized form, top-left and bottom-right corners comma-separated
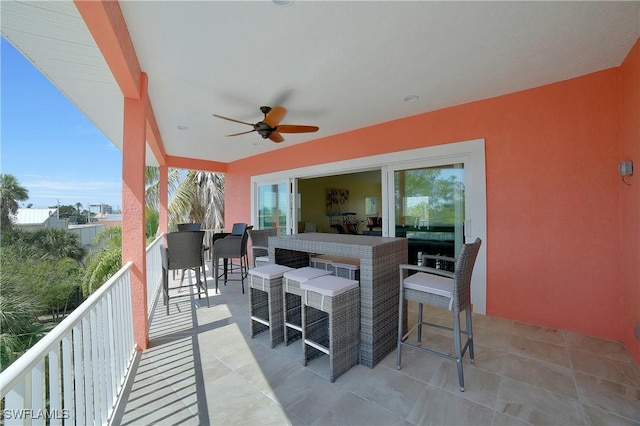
(309, 255, 333, 271)
(282, 267, 333, 345)
(248, 264, 295, 348)
(329, 259, 360, 281)
(397, 237, 482, 391)
(301, 275, 360, 382)
(248, 228, 276, 267)
(310, 254, 360, 280)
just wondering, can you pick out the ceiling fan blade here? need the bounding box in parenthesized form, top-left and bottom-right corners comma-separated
(226, 129, 256, 137)
(269, 131, 285, 143)
(263, 106, 287, 127)
(277, 125, 319, 134)
(212, 114, 254, 127)
(272, 88, 294, 107)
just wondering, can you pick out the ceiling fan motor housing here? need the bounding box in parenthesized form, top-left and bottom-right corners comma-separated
(255, 121, 275, 138)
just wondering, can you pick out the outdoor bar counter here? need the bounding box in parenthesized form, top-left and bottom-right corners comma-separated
(268, 232, 408, 368)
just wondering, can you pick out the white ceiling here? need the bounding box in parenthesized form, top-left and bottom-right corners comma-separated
(2, 1, 639, 166)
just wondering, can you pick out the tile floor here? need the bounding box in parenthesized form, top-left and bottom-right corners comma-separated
(114, 267, 640, 426)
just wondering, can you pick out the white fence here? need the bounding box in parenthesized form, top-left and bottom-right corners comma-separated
(145, 235, 164, 319)
(0, 263, 137, 425)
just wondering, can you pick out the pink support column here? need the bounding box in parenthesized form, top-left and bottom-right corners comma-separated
(122, 73, 149, 350)
(159, 164, 169, 236)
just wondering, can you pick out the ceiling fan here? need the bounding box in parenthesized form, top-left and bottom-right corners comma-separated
(213, 106, 319, 143)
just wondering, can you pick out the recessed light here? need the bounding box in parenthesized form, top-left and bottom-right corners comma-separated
(404, 95, 419, 102)
(273, 0, 294, 6)
(177, 125, 188, 130)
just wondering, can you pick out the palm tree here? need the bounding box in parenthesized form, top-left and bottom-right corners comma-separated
(75, 202, 82, 215)
(0, 174, 29, 231)
(82, 226, 122, 296)
(0, 279, 49, 371)
(31, 228, 86, 264)
(145, 167, 225, 234)
(194, 171, 225, 230)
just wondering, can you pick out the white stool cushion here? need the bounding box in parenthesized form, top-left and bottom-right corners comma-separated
(283, 267, 332, 282)
(300, 275, 359, 297)
(249, 264, 294, 279)
(404, 272, 454, 308)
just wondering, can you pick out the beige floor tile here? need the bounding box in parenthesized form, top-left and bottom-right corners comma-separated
(502, 353, 577, 399)
(428, 361, 501, 409)
(200, 356, 236, 382)
(270, 367, 351, 424)
(121, 400, 200, 426)
(574, 371, 640, 422)
(496, 377, 584, 425)
(204, 371, 291, 425)
(474, 326, 512, 352)
(582, 403, 640, 426)
(402, 327, 456, 356)
(462, 343, 509, 376)
(337, 364, 427, 418)
(310, 391, 406, 425)
(380, 346, 445, 384)
(472, 313, 513, 334)
(511, 321, 565, 346)
(566, 332, 637, 363)
(570, 349, 640, 388)
(491, 412, 532, 426)
(508, 334, 571, 368)
(407, 385, 494, 426)
(236, 344, 308, 399)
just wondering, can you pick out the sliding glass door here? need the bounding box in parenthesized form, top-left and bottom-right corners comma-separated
(255, 179, 292, 235)
(391, 164, 465, 268)
(251, 178, 296, 235)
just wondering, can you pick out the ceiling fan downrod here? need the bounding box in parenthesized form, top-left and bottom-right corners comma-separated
(260, 106, 272, 116)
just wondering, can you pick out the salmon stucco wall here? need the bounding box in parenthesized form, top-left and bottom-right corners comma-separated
(620, 39, 640, 362)
(224, 64, 630, 347)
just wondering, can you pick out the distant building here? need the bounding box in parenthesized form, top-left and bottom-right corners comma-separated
(89, 203, 112, 215)
(13, 208, 68, 231)
(68, 223, 106, 250)
(14, 208, 106, 250)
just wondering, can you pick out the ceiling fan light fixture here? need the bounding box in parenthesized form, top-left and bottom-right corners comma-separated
(272, 0, 294, 6)
(404, 95, 419, 102)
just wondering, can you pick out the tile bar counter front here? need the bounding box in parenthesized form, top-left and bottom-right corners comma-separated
(268, 233, 408, 368)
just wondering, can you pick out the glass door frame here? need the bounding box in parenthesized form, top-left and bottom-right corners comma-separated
(251, 138, 487, 313)
(251, 177, 295, 235)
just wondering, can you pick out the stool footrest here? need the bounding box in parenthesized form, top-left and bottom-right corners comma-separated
(304, 338, 329, 355)
(285, 322, 302, 331)
(251, 316, 270, 327)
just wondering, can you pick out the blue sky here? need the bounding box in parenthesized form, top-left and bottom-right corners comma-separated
(1, 37, 123, 211)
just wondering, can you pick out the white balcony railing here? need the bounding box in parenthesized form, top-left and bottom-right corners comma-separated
(0, 233, 167, 426)
(145, 234, 164, 319)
